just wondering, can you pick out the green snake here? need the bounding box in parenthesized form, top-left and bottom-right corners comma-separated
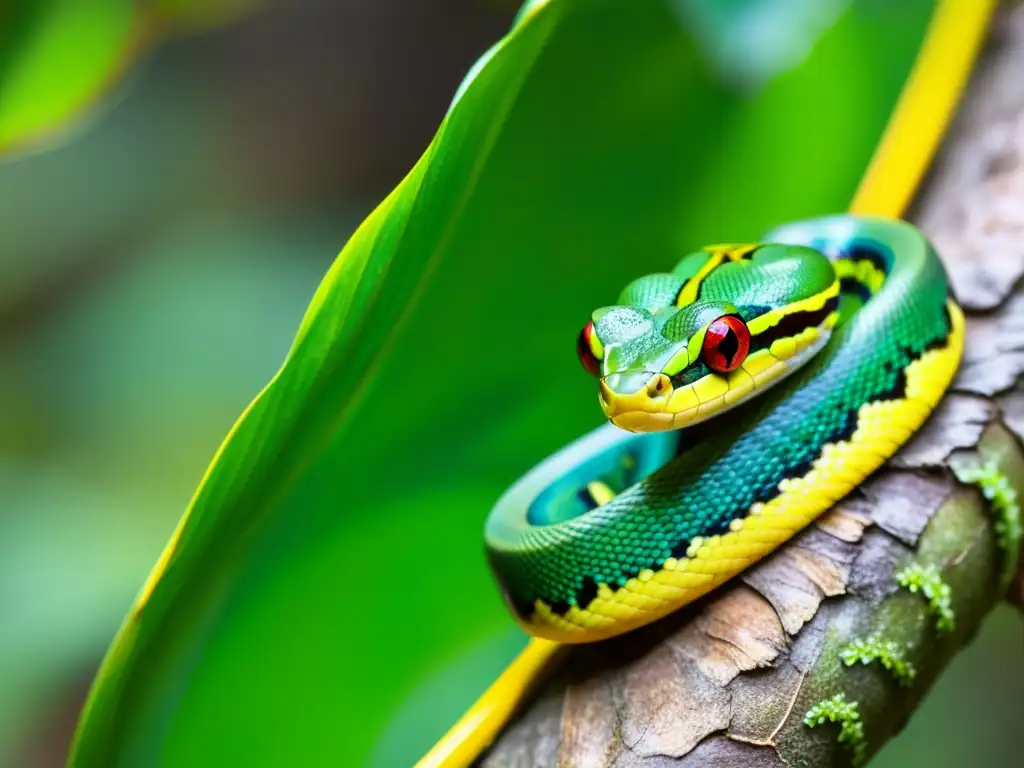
(484, 214, 963, 643)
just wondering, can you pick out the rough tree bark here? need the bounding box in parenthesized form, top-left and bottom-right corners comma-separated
(479, 5, 1024, 766)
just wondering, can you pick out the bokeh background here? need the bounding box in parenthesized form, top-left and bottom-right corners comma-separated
(1, 1, 1020, 766)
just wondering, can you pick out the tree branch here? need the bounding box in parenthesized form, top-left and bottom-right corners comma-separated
(479, 4, 1024, 766)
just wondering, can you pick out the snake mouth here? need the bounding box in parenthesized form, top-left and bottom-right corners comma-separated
(600, 368, 761, 433)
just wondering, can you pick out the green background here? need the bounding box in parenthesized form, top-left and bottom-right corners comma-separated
(1, 1, 1020, 766)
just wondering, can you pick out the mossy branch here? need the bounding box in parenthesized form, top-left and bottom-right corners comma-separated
(478, 4, 1024, 766)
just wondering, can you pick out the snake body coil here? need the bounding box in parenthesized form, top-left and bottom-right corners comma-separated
(484, 215, 963, 643)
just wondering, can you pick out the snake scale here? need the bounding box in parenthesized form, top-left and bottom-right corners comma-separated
(484, 214, 964, 643)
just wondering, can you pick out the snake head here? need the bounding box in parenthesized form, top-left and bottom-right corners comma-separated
(580, 300, 753, 432)
(577, 244, 839, 433)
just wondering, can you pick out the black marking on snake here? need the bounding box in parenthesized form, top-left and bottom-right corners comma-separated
(871, 304, 952, 402)
(927, 302, 954, 353)
(749, 294, 839, 353)
(671, 361, 710, 388)
(577, 487, 599, 511)
(872, 359, 910, 403)
(547, 597, 571, 615)
(720, 244, 760, 262)
(523, 307, 958, 620)
(813, 240, 891, 275)
(842, 244, 890, 275)
(506, 590, 537, 621)
(673, 282, 688, 307)
(677, 253, 725, 305)
(547, 580, 599, 612)
(575, 577, 600, 611)
(840, 276, 873, 304)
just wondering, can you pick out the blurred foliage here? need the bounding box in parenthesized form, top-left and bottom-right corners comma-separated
(0, 208, 350, 764)
(68, 1, 944, 766)
(0, 24, 360, 761)
(0, 0, 253, 156)
(155, 0, 259, 31)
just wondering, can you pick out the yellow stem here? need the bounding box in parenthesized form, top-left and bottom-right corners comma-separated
(849, 0, 996, 218)
(414, 638, 562, 768)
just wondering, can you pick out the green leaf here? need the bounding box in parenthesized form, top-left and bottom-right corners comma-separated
(0, 0, 253, 155)
(70, 1, 936, 766)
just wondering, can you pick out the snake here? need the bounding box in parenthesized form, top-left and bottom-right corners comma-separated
(483, 214, 964, 644)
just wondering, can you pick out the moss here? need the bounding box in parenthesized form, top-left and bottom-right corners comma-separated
(804, 693, 866, 765)
(958, 461, 1022, 591)
(839, 635, 915, 687)
(895, 563, 955, 633)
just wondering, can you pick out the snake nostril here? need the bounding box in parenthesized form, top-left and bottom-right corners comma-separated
(646, 374, 670, 398)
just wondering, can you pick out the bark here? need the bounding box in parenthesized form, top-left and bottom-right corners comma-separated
(479, 5, 1024, 766)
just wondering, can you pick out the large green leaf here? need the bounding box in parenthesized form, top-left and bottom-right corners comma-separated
(0, 0, 252, 155)
(70, 1, 935, 765)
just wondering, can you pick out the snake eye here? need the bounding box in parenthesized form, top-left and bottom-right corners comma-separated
(577, 321, 603, 377)
(701, 315, 750, 374)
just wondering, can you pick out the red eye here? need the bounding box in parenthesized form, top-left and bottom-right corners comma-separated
(577, 321, 602, 377)
(701, 315, 750, 374)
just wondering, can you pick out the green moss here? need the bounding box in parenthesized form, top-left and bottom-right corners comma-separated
(959, 461, 1022, 591)
(895, 563, 955, 632)
(804, 693, 866, 765)
(839, 635, 915, 687)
